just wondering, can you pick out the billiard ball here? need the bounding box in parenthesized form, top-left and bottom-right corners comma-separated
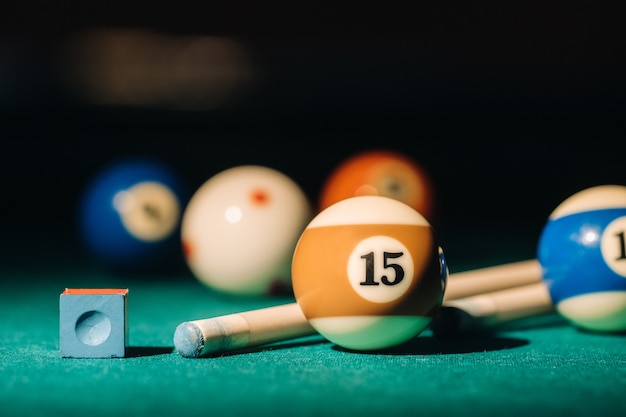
(292, 195, 447, 351)
(537, 184, 626, 332)
(181, 165, 313, 296)
(78, 158, 187, 272)
(318, 150, 435, 221)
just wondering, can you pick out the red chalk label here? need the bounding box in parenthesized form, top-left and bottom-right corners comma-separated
(62, 288, 129, 295)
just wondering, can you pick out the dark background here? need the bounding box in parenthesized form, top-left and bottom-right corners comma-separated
(1, 2, 624, 270)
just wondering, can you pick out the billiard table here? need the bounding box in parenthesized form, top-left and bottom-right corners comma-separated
(1, 231, 625, 417)
(3, 97, 626, 417)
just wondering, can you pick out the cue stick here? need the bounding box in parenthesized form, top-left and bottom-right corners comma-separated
(443, 259, 541, 302)
(174, 259, 543, 357)
(174, 303, 315, 358)
(430, 281, 554, 338)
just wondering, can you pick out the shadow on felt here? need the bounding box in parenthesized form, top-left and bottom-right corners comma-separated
(332, 334, 530, 355)
(126, 346, 175, 357)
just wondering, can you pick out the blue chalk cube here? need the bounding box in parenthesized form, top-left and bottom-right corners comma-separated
(59, 288, 128, 358)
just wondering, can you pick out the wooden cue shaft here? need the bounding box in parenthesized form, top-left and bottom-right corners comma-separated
(431, 281, 554, 337)
(448, 281, 553, 323)
(174, 259, 545, 357)
(443, 259, 542, 302)
(174, 303, 315, 358)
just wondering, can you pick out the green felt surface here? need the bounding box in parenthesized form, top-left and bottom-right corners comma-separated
(2, 254, 626, 417)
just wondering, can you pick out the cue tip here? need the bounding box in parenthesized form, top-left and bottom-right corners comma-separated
(174, 321, 205, 358)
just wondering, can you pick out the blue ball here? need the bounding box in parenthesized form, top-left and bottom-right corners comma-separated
(537, 185, 626, 332)
(78, 158, 187, 272)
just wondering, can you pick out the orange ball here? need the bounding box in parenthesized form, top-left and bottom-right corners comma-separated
(318, 150, 435, 221)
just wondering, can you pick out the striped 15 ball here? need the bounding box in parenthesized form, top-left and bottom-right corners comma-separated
(538, 184, 626, 332)
(292, 195, 447, 351)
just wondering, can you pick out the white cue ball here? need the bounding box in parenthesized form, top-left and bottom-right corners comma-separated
(181, 165, 313, 296)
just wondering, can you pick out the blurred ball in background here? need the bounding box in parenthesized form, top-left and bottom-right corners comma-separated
(181, 165, 313, 296)
(318, 149, 436, 222)
(77, 157, 188, 273)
